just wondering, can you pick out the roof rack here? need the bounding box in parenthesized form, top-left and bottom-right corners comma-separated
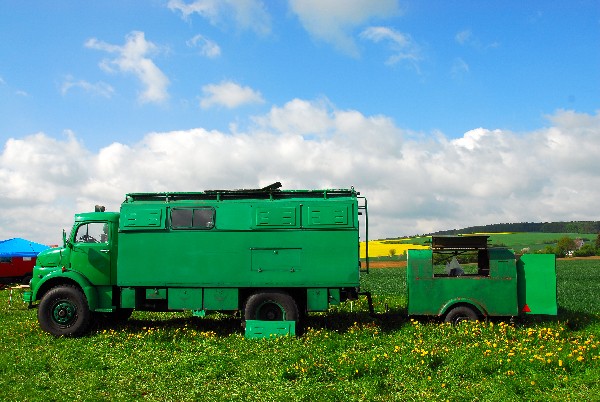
(204, 181, 283, 194)
(124, 182, 357, 203)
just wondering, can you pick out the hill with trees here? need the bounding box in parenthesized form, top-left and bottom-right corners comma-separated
(422, 221, 600, 258)
(429, 221, 600, 236)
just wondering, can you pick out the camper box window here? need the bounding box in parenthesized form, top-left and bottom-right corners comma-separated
(171, 207, 215, 230)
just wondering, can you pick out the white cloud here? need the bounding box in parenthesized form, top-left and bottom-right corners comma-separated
(289, 0, 400, 56)
(168, 0, 271, 35)
(455, 29, 472, 45)
(61, 76, 115, 98)
(1, 102, 599, 245)
(455, 29, 499, 50)
(360, 26, 421, 68)
(200, 80, 264, 109)
(85, 31, 170, 103)
(451, 57, 470, 77)
(186, 34, 221, 58)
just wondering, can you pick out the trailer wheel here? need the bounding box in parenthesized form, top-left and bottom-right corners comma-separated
(444, 305, 479, 325)
(38, 285, 90, 337)
(244, 291, 298, 322)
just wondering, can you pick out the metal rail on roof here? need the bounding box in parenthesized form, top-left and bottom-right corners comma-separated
(124, 182, 357, 203)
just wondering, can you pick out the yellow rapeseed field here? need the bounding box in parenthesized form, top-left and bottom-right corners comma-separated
(360, 240, 429, 258)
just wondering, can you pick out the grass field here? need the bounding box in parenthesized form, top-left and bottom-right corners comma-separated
(1, 259, 599, 401)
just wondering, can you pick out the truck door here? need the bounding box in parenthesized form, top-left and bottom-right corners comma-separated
(71, 221, 112, 285)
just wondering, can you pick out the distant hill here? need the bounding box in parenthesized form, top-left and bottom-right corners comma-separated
(429, 221, 600, 236)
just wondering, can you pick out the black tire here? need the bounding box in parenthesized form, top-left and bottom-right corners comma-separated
(244, 291, 299, 322)
(38, 285, 91, 337)
(444, 305, 479, 325)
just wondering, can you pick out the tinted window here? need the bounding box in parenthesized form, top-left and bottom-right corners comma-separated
(171, 208, 215, 229)
(171, 209, 193, 228)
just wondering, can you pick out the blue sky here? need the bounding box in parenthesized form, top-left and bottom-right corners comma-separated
(0, 1, 599, 244)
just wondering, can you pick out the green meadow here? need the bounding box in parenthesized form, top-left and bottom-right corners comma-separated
(1, 259, 598, 401)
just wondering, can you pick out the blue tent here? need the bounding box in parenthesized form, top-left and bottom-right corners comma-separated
(0, 238, 49, 258)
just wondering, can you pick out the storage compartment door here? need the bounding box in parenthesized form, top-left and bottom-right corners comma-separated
(517, 254, 557, 315)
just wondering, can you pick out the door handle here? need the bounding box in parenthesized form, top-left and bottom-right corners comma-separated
(100, 249, 110, 253)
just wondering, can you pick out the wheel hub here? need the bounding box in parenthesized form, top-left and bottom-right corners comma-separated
(53, 301, 76, 325)
(258, 302, 284, 321)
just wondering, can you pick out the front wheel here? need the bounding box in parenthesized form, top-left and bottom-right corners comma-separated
(444, 305, 479, 325)
(38, 285, 91, 337)
(244, 291, 299, 322)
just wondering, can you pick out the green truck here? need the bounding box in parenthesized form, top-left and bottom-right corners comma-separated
(407, 236, 557, 324)
(25, 184, 557, 337)
(24, 184, 366, 337)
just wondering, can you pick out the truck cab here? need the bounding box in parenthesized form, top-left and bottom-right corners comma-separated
(24, 210, 121, 336)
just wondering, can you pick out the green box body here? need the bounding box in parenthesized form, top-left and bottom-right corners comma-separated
(28, 188, 360, 316)
(407, 247, 557, 318)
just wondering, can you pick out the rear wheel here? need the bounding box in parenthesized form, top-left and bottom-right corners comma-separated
(444, 305, 479, 325)
(38, 285, 90, 337)
(244, 291, 299, 322)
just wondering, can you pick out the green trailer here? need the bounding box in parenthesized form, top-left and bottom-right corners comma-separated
(407, 236, 557, 324)
(24, 183, 367, 337)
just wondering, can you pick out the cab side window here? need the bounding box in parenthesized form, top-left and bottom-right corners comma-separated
(75, 222, 109, 243)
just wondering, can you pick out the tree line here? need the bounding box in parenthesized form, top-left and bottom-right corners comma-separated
(540, 234, 600, 258)
(431, 221, 600, 236)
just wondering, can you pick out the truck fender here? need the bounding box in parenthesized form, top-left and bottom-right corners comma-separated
(439, 299, 486, 318)
(32, 270, 98, 311)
